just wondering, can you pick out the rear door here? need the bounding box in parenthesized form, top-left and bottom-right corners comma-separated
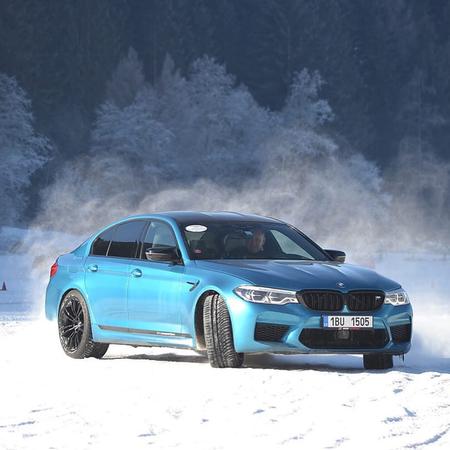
(127, 220, 184, 335)
(84, 220, 146, 329)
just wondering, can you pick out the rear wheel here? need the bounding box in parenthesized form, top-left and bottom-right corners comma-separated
(58, 290, 109, 359)
(363, 353, 393, 370)
(203, 293, 244, 368)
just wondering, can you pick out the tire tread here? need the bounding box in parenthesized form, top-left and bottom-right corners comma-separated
(203, 293, 243, 368)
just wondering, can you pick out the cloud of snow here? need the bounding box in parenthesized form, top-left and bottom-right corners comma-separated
(23, 147, 450, 363)
(21, 56, 450, 364)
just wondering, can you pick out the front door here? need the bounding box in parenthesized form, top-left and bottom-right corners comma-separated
(127, 220, 184, 335)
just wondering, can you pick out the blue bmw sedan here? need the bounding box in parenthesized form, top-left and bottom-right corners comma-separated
(45, 212, 412, 369)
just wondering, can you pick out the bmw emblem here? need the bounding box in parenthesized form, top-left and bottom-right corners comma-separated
(337, 282, 345, 288)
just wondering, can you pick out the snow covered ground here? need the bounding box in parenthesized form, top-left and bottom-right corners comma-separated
(0, 229, 449, 449)
(1, 320, 449, 450)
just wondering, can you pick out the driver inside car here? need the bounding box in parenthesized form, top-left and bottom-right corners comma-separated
(247, 228, 266, 256)
(224, 228, 267, 258)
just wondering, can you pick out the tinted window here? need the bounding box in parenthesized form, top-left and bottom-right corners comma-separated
(92, 226, 116, 256)
(141, 221, 177, 257)
(181, 222, 329, 261)
(108, 221, 146, 258)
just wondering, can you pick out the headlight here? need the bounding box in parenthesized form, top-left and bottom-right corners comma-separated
(384, 288, 410, 306)
(233, 285, 298, 305)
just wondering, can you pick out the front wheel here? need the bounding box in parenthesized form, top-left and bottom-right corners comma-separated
(58, 290, 109, 359)
(363, 353, 393, 370)
(203, 293, 244, 368)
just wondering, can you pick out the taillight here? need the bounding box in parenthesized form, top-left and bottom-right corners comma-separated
(50, 261, 58, 278)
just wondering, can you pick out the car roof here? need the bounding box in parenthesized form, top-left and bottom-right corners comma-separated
(127, 211, 282, 224)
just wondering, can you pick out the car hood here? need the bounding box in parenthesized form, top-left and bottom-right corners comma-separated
(194, 259, 401, 292)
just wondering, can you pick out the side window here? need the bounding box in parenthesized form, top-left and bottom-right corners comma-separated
(271, 229, 315, 259)
(142, 221, 177, 257)
(92, 226, 116, 256)
(108, 221, 146, 259)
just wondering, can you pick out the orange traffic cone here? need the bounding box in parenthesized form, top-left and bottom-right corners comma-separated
(1, 281, 6, 291)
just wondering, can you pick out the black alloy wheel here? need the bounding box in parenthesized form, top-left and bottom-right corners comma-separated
(58, 290, 109, 359)
(59, 295, 85, 352)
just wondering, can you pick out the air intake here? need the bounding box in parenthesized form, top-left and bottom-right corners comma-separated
(254, 323, 289, 342)
(390, 324, 412, 343)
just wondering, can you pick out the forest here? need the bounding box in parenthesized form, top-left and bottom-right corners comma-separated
(0, 0, 449, 251)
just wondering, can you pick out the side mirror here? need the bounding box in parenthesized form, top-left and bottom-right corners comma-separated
(145, 246, 181, 264)
(325, 249, 346, 263)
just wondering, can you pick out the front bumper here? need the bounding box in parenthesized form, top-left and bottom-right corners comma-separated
(227, 294, 412, 354)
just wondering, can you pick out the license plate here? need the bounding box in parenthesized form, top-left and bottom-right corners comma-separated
(323, 315, 373, 328)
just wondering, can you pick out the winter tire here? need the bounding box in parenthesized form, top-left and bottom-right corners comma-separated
(203, 293, 244, 368)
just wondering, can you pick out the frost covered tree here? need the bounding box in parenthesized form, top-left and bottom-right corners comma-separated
(91, 48, 174, 192)
(0, 74, 51, 225)
(156, 54, 190, 130)
(179, 56, 238, 166)
(92, 87, 172, 185)
(90, 53, 340, 191)
(267, 69, 335, 171)
(283, 70, 333, 128)
(106, 47, 145, 109)
(162, 55, 273, 178)
(92, 54, 274, 184)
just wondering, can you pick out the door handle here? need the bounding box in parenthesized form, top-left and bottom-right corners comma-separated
(131, 268, 142, 278)
(87, 264, 98, 272)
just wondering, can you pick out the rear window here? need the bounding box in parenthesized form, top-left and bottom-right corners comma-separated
(107, 221, 146, 259)
(92, 226, 116, 256)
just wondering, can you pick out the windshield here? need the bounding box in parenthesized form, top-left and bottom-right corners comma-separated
(180, 221, 330, 261)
